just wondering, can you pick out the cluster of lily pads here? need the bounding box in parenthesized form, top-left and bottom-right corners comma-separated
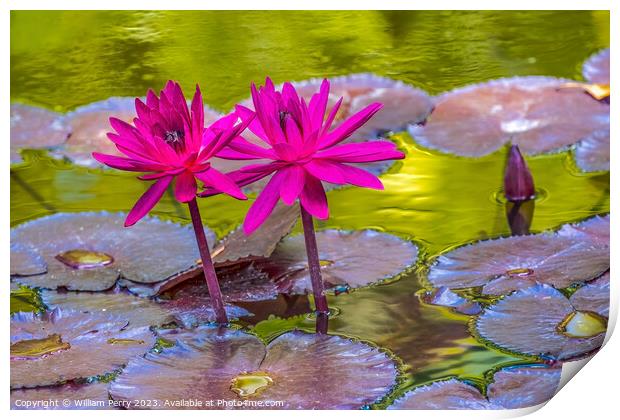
(10, 48, 609, 410)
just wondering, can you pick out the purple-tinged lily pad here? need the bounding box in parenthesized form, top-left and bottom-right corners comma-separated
(11, 382, 113, 410)
(110, 326, 397, 409)
(55, 98, 223, 167)
(419, 287, 482, 315)
(41, 290, 176, 329)
(10, 104, 71, 163)
(11, 309, 155, 388)
(165, 264, 279, 304)
(570, 272, 609, 317)
(583, 49, 610, 85)
(558, 214, 609, 246)
(10, 212, 215, 291)
(573, 129, 609, 172)
(388, 365, 560, 410)
(388, 379, 490, 410)
(258, 229, 418, 294)
(487, 365, 561, 409)
(11, 243, 47, 276)
(427, 220, 609, 295)
(408, 76, 610, 157)
(476, 284, 606, 361)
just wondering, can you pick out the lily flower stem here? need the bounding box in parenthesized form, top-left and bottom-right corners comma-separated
(300, 206, 330, 319)
(187, 198, 228, 325)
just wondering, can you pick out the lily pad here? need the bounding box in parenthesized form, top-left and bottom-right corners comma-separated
(558, 214, 610, 246)
(419, 287, 483, 315)
(476, 284, 606, 360)
(10, 104, 71, 163)
(573, 129, 610, 172)
(427, 218, 609, 295)
(10, 211, 215, 291)
(110, 326, 397, 409)
(11, 382, 113, 410)
(388, 379, 490, 410)
(11, 309, 155, 388)
(569, 272, 609, 317)
(55, 98, 223, 167)
(583, 48, 610, 85)
(258, 229, 418, 294)
(157, 294, 252, 328)
(408, 76, 610, 157)
(127, 203, 298, 297)
(388, 365, 560, 409)
(487, 365, 561, 409)
(11, 243, 47, 276)
(41, 290, 176, 329)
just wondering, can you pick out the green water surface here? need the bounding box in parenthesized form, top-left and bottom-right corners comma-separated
(10, 10, 610, 406)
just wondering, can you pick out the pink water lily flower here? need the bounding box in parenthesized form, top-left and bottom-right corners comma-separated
(211, 78, 405, 234)
(92, 80, 249, 227)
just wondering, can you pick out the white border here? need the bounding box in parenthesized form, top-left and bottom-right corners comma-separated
(3, 2, 616, 419)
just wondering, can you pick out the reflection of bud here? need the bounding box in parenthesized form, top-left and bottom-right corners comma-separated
(504, 145, 535, 202)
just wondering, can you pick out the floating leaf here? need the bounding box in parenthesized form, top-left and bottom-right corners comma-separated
(11, 382, 113, 410)
(408, 76, 609, 157)
(419, 287, 482, 315)
(110, 327, 397, 409)
(258, 229, 418, 294)
(41, 290, 176, 329)
(389, 365, 560, 409)
(11, 243, 47, 276)
(10, 212, 215, 291)
(570, 272, 609, 317)
(583, 48, 610, 85)
(427, 217, 609, 295)
(10, 104, 71, 163)
(388, 379, 490, 409)
(558, 214, 609, 246)
(476, 284, 606, 360)
(573, 129, 609, 172)
(10, 285, 45, 314)
(487, 365, 561, 409)
(11, 309, 155, 388)
(54, 98, 223, 167)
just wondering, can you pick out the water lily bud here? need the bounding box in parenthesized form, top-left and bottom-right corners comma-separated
(504, 145, 535, 202)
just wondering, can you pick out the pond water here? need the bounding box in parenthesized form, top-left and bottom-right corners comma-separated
(10, 10, 610, 407)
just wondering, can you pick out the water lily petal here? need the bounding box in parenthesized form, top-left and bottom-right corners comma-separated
(244, 170, 287, 235)
(195, 167, 246, 200)
(126, 175, 174, 226)
(173, 170, 197, 203)
(299, 174, 329, 219)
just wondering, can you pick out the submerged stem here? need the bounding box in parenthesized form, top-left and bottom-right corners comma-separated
(187, 198, 228, 324)
(300, 206, 329, 323)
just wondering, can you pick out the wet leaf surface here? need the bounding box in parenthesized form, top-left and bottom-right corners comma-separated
(11, 243, 47, 276)
(408, 76, 609, 157)
(582, 48, 610, 85)
(258, 229, 418, 294)
(427, 216, 609, 294)
(10, 104, 71, 163)
(570, 272, 610, 317)
(11, 382, 113, 410)
(476, 284, 606, 361)
(110, 326, 397, 409)
(41, 290, 176, 329)
(11, 309, 155, 388)
(388, 365, 560, 409)
(573, 129, 610, 172)
(10, 211, 215, 291)
(419, 287, 483, 316)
